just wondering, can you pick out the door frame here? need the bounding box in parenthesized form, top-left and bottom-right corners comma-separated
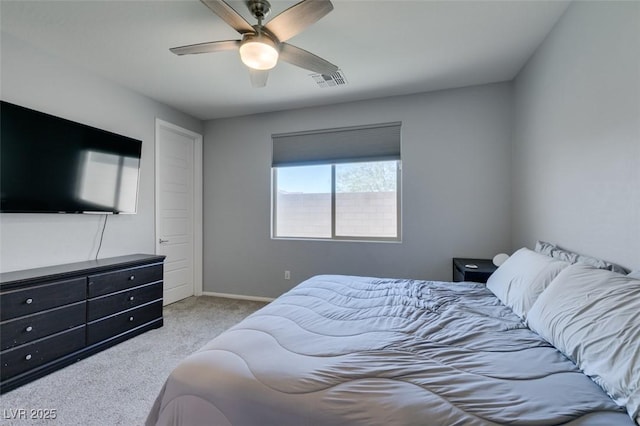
(155, 118, 203, 297)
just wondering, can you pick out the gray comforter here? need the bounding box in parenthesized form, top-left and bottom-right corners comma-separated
(147, 275, 633, 425)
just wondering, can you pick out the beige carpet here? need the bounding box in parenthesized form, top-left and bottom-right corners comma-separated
(0, 296, 267, 426)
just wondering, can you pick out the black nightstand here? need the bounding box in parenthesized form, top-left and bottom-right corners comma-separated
(452, 258, 498, 284)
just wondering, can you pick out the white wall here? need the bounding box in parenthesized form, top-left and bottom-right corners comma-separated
(512, 1, 640, 270)
(0, 33, 203, 272)
(204, 83, 513, 298)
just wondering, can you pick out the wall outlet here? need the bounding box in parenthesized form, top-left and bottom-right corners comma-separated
(284, 270, 291, 280)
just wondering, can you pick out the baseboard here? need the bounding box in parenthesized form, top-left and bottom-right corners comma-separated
(201, 291, 275, 303)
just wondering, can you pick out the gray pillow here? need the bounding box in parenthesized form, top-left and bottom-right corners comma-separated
(527, 263, 640, 424)
(534, 240, 557, 257)
(486, 247, 568, 320)
(534, 240, 629, 274)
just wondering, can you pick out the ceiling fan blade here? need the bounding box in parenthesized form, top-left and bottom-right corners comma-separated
(170, 40, 241, 55)
(279, 43, 338, 75)
(249, 69, 269, 88)
(200, 0, 254, 34)
(264, 0, 333, 42)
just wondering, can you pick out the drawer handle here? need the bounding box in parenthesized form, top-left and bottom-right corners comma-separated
(129, 275, 135, 281)
(25, 326, 33, 332)
(129, 316, 135, 322)
(26, 298, 33, 305)
(25, 354, 32, 361)
(129, 296, 135, 301)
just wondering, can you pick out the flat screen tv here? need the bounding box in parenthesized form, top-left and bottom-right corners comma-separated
(1, 100, 142, 214)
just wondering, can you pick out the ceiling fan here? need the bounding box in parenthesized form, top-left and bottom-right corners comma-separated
(170, 0, 339, 88)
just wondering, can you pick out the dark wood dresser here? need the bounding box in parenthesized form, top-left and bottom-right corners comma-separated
(0, 254, 165, 393)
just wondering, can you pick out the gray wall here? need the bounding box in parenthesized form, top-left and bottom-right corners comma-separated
(204, 83, 513, 298)
(0, 33, 204, 272)
(512, 1, 640, 270)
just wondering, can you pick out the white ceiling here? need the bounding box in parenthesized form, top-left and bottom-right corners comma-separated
(1, 0, 570, 121)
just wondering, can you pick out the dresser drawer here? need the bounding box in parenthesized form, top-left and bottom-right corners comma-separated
(0, 326, 85, 380)
(1, 301, 86, 351)
(87, 301, 162, 345)
(87, 282, 162, 321)
(88, 264, 163, 298)
(0, 278, 86, 321)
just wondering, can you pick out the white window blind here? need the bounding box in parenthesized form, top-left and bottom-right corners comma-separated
(272, 122, 401, 167)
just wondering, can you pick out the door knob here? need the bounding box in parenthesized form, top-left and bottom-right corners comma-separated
(159, 238, 170, 244)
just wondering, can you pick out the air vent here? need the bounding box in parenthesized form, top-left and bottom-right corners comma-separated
(311, 70, 348, 88)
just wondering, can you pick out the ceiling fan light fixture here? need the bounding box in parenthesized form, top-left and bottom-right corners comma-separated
(170, 0, 338, 87)
(239, 34, 279, 70)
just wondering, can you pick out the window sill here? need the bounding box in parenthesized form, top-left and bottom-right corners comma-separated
(271, 236, 402, 244)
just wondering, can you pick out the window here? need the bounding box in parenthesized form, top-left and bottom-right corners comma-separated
(335, 161, 399, 238)
(274, 164, 332, 238)
(273, 161, 400, 240)
(271, 122, 401, 241)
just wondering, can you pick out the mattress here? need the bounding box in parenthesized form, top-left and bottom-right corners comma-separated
(147, 275, 633, 425)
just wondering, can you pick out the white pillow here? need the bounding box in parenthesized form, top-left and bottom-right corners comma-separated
(628, 270, 640, 280)
(527, 263, 640, 423)
(486, 247, 569, 319)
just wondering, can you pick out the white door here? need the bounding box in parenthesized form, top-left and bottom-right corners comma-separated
(155, 119, 203, 305)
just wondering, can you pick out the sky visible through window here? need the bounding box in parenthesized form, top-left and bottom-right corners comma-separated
(277, 162, 397, 194)
(277, 165, 331, 194)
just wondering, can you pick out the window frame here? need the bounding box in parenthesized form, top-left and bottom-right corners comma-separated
(271, 160, 402, 242)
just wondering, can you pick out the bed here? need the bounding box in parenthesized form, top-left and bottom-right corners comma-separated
(147, 245, 639, 425)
